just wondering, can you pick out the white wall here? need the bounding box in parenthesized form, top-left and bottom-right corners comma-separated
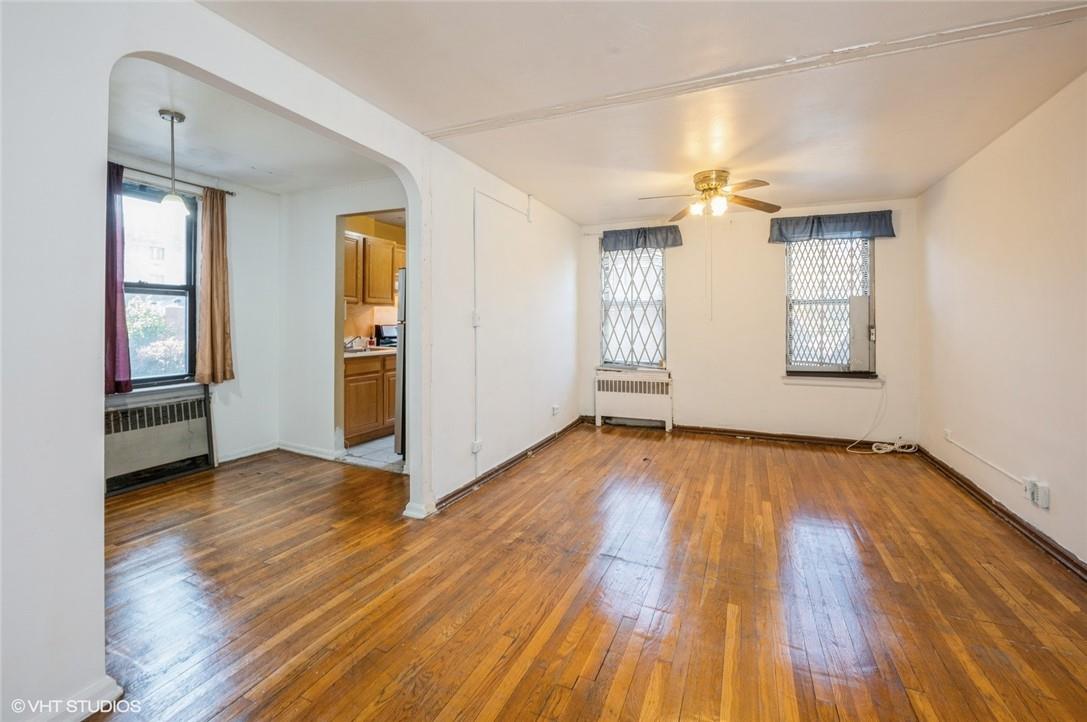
(430, 146, 581, 498)
(269, 149, 581, 498)
(278, 176, 407, 458)
(0, 1, 580, 715)
(919, 72, 1087, 562)
(109, 151, 284, 464)
(579, 199, 922, 442)
(211, 183, 282, 462)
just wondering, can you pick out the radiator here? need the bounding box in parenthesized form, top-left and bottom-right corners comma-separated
(105, 392, 211, 481)
(594, 367, 673, 431)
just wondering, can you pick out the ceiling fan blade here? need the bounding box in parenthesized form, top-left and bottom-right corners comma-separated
(639, 193, 697, 200)
(728, 194, 782, 214)
(668, 206, 690, 222)
(723, 179, 769, 193)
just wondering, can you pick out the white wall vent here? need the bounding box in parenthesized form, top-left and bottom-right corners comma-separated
(594, 367, 673, 431)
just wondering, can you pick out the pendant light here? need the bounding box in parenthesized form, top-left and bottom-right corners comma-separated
(158, 109, 190, 216)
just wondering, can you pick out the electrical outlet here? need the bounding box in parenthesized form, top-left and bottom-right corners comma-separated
(1034, 482, 1050, 509)
(1024, 477, 1050, 509)
(471, 440, 482, 454)
(551, 404, 560, 416)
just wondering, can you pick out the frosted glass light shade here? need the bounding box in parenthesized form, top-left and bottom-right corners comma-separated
(161, 192, 190, 216)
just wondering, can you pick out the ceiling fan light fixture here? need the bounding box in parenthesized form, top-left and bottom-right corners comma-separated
(647, 169, 779, 221)
(710, 193, 728, 216)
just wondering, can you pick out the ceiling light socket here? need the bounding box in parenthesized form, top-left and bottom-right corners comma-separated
(158, 109, 186, 124)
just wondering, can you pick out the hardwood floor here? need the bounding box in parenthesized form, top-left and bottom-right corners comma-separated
(99, 425, 1087, 721)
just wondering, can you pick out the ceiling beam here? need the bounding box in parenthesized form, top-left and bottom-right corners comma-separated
(426, 3, 1087, 140)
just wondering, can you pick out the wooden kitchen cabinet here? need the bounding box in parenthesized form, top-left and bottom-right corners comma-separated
(343, 235, 360, 304)
(363, 237, 396, 305)
(348, 235, 405, 306)
(344, 354, 398, 447)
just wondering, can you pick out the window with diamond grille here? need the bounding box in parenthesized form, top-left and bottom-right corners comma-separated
(601, 247, 665, 366)
(786, 237, 873, 372)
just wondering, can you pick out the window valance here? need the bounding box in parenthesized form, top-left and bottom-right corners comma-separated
(768, 210, 895, 243)
(602, 225, 683, 251)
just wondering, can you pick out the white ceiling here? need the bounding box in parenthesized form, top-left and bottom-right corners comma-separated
(203, 2, 1087, 222)
(109, 58, 394, 195)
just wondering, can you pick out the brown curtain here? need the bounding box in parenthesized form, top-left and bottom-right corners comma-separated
(105, 162, 133, 393)
(195, 189, 235, 384)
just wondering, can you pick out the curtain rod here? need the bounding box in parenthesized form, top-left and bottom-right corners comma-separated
(123, 166, 237, 197)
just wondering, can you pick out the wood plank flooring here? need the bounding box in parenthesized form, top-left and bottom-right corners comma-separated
(98, 425, 1087, 721)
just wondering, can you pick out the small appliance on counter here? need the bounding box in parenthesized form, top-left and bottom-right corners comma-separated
(375, 324, 398, 348)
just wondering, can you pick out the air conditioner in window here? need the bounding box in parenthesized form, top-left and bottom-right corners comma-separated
(849, 295, 874, 373)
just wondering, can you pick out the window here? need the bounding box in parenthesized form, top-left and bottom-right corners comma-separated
(122, 182, 197, 386)
(601, 247, 665, 366)
(786, 237, 874, 374)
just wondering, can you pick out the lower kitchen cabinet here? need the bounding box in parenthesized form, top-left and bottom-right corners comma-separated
(345, 354, 398, 447)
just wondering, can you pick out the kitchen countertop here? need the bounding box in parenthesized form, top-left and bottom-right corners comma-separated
(345, 347, 397, 358)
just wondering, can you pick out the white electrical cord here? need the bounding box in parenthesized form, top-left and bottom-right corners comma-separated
(845, 381, 917, 455)
(861, 438, 919, 454)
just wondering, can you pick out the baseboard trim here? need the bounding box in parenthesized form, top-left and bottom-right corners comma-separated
(402, 500, 433, 519)
(29, 674, 123, 722)
(583, 415, 887, 448)
(917, 447, 1087, 584)
(215, 442, 279, 464)
(276, 442, 340, 461)
(437, 418, 585, 509)
(672, 423, 880, 448)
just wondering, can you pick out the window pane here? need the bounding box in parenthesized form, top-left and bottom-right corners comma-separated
(125, 293, 189, 379)
(788, 301, 851, 367)
(123, 194, 188, 285)
(786, 238, 870, 370)
(601, 247, 665, 366)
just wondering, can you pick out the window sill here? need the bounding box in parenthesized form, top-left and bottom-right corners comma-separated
(597, 363, 668, 372)
(781, 374, 884, 389)
(106, 382, 205, 410)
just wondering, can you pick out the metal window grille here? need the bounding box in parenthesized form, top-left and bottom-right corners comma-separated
(601, 247, 665, 366)
(786, 237, 872, 371)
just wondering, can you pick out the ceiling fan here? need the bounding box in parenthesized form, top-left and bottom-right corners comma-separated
(639, 169, 781, 222)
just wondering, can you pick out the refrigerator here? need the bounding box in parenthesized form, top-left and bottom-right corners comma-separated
(394, 267, 406, 456)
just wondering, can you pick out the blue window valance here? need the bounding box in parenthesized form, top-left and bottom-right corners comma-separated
(768, 210, 895, 243)
(602, 225, 683, 251)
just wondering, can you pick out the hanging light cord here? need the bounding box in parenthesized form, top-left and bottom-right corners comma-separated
(169, 115, 178, 195)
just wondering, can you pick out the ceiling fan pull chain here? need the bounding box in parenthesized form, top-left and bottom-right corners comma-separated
(706, 213, 713, 322)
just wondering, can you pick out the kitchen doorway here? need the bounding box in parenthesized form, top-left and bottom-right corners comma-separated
(338, 209, 407, 473)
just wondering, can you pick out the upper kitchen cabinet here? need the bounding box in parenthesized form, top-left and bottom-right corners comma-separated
(363, 236, 396, 305)
(394, 245, 406, 274)
(343, 234, 361, 304)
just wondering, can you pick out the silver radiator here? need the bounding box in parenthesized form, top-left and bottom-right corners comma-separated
(594, 367, 673, 431)
(105, 389, 210, 480)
